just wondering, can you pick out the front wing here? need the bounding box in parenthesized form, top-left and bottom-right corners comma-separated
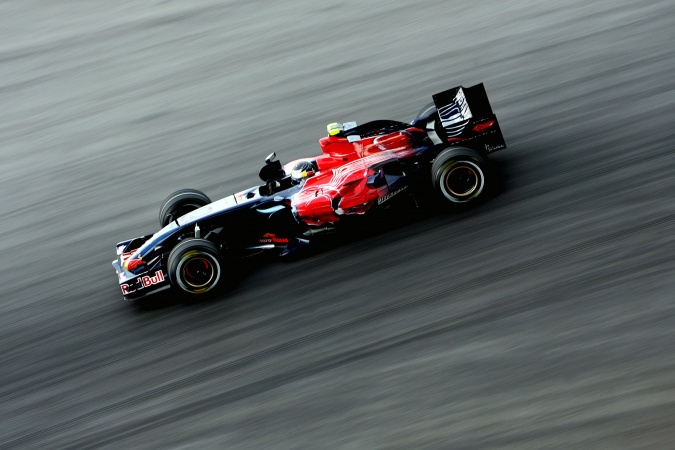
(112, 237, 170, 301)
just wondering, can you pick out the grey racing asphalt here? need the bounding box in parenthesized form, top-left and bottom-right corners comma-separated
(1, 0, 674, 447)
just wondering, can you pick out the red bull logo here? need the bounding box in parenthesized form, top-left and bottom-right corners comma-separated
(121, 270, 165, 295)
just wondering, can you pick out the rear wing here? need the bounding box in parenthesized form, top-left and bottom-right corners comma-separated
(422, 83, 506, 153)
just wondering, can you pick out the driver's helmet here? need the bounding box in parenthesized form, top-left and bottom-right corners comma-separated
(291, 160, 317, 183)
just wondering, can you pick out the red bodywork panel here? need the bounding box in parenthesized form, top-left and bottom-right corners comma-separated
(291, 127, 424, 226)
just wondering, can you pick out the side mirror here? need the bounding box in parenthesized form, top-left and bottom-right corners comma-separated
(366, 168, 386, 188)
(259, 153, 284, 182)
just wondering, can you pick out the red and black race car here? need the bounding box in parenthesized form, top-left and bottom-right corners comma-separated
(112, 84, 506, 300)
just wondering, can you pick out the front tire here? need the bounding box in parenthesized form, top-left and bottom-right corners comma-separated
(432, 148, 488, 205)
(168, 238, 222, 295)
(159, 189, 211, 227)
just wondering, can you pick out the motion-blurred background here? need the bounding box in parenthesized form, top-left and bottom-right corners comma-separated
(1, 0, 674, 447)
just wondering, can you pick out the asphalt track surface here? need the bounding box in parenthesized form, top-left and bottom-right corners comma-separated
(1, 1, 674, 448)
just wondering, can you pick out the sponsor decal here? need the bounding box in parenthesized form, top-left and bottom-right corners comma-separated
(120, 270, 165, 296)
(438, 88, 472, 137)
(485, 143, 505, 152)
(259, 233, 289, 244)
(378, 186, 407, 205)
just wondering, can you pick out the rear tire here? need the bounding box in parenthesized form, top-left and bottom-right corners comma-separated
(416, 102, 437, 119)
(168, 238, 222, 295)
(431, 148, 489, 205)
(159, 189, 211, 227)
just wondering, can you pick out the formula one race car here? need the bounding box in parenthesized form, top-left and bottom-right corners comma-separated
(112, 84, 506, 300)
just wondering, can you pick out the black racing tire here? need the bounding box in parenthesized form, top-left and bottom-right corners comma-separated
(168, 238, 222, 295)
(159, 189, 211, 227)
(431, 147, 489, 205)
(416, 102, 437, 120)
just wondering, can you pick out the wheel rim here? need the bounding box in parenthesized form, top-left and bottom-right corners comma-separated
(439, 160, 484, 203)
(182, 256, 215, 288)
(445, 165, 479, 197)
(175, 250, 221, 293)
